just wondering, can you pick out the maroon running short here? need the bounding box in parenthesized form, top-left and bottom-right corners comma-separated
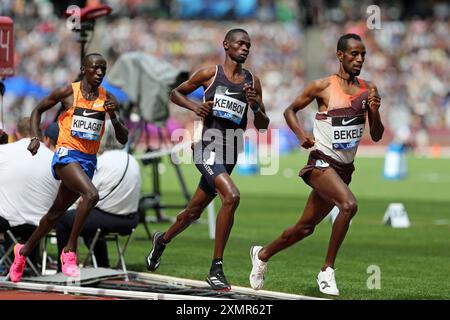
(299, 149, 355, 185)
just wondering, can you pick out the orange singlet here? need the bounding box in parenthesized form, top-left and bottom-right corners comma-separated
(327, 75, 367, 112)
(56, 82, 107, 155)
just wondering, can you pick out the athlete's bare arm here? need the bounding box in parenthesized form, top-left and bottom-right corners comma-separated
(366, 82, 384, 142)
(28, 85, 73, 155)
(283, 79, 329, 149)
(105, 92, 128, 145)
(170, 66, 216, 119)
(244, 76, 269, 130)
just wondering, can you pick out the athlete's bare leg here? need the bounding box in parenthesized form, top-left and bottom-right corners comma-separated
(258, 167, 357, 271)
(56, 163, 100, 252)
(307, 168, 357, 270)
(211, 173, 240, 260)
(163, 187, 216, 241)
(258, 189, 334, 261)
(19, 175, 80, 257)
(160, 173, 238, 269)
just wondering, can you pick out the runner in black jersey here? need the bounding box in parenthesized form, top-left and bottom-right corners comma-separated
(145, 28, 269, 291)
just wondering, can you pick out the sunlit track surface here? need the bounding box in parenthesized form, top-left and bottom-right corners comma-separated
(98, 279, 260, 300)
(96, 272, 324, 300)
(0, 268, 324, 300)
(0, 281, 223, 300)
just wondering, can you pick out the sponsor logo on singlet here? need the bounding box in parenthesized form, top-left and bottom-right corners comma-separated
(331, 115, 365, 150)
(71, 106, 105, 141)
(212, 86, 246, 124)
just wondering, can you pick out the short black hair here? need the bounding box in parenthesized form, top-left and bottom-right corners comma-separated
(224, 28, 249, 42)
(337, 34, 362, 52)
(82, 53, 104, 66)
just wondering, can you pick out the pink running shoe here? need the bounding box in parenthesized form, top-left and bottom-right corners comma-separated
(9, 243, 26, 283)
(60, 250, 80, 277)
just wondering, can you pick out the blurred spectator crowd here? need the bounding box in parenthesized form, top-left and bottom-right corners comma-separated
(0, 0, 448, 146)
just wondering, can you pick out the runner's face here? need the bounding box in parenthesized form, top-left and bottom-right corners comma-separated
(225, 33, 251, 63)
(340, 39, 366, 76)
(83, 56, 107, 87)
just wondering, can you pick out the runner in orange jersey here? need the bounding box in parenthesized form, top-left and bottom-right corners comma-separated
(9, 53, 128, 282)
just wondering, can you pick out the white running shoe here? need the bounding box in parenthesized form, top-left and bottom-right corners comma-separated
(317, 267, 340, 296)
(249, 246, 268, 290)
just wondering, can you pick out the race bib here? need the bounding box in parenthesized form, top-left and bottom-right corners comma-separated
(71, 107, 105, 141)
(212, 89, 246, 125)
(331, 115, 365, 150)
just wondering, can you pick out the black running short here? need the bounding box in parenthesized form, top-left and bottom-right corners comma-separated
(193, 142, 238, 196)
